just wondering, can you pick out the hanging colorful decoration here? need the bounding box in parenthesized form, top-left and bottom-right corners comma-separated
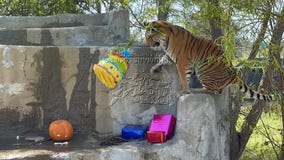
(93, 49, 131, 88)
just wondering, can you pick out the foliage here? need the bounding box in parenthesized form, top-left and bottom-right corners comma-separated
(237, 106, 282, 160)
(0, 0, 81, 16)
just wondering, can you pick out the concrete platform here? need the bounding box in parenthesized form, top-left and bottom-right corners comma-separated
(0, 140, 178, 160)
(0, 10, 129, 46)
(0, 93, 230, 160)
(0, 14, 108, 29)
(0, 26, 127, 46)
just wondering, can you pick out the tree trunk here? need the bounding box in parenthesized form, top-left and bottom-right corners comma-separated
(95, 0, 101, 13)
(281, 68, 284, 160)
(208, 0, 223, 41)
(109, 0, 115, 11)
(279, 47, 284, 160)
(229, 5, 272, 159)
(232, 44, 275, 160)
(242, 6, 272, 82)
(156, 0, 170, 21)
(272, 5, 284, 159)
(231, 4, 284, 160)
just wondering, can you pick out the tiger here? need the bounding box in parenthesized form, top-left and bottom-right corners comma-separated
(144, 20, 274, 101)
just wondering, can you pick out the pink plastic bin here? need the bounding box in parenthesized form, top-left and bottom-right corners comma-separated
(149, 114, 176, 139)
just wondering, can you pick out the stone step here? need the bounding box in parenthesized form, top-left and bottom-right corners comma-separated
(0, 10, 129, 46)
(0, 93, 230, 160)
(0, 13, 108, 29)
(0, 25, 129, 46)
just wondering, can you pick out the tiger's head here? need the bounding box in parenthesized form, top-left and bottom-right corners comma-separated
(144, 21, 170, 49)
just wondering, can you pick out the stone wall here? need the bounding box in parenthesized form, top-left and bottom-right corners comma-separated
(0, 44, 180, 135)
(99, 46, 180, 134)
(0, 46, 98, 135)
(0, 10, 161, 136)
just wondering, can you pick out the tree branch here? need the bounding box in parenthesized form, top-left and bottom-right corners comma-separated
(230, 3, 273, 160)
(242, 4, 272, 82)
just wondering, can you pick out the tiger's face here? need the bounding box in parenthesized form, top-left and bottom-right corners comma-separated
(144, 21, 169, 48)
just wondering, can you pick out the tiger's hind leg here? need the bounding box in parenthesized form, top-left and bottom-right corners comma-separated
(194, 57, 235, 95)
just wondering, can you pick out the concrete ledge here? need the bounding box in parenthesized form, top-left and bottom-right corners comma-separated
(0, 92, 230, 160)
(0, 14, 108, 29)
(0, 25, 128, 46)
(0, 10, 129, 46)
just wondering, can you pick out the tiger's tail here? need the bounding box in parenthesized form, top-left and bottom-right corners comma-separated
(238, 83, 275, 101)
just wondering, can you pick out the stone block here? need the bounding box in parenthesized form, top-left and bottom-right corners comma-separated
(107, 46, 180, 134)
(0, 25, 127, 46)
(95, 91, 230, 160)
(0, 13, 108, 29)
(175, 90, 230, 160)
(0, 10, 129, 46)
(89, 90, 230, 160)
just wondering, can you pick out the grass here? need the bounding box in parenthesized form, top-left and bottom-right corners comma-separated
(237, 105, 282, 160)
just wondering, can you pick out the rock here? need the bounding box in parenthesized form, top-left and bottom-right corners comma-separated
(175, 90, 230, 160)
(107, 46, 180, 134)
(0, 10, 129, 46)
(64, 91, 231, 160)
(25, 136, 45, 143)
(0, 14, 108, 29)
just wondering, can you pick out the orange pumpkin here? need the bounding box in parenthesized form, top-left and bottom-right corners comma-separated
(49, 119, 73, 142)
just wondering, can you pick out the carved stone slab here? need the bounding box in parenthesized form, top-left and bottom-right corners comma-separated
(102, 46, 181, 134)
